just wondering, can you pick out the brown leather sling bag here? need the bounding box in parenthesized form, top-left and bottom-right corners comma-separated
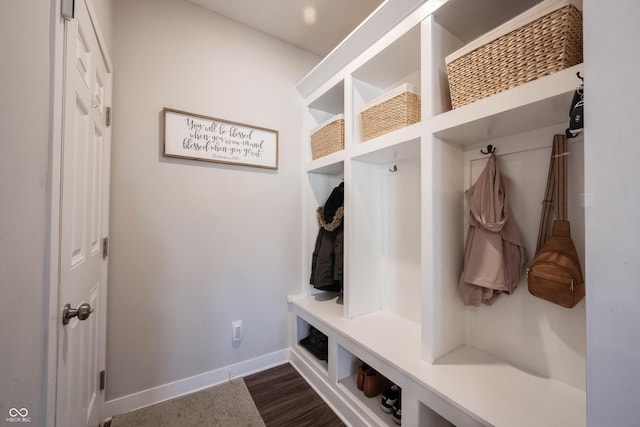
(528, 134, 584, 308)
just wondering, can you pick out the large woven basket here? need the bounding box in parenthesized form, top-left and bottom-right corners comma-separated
(360, 84, 421, 141)
(310, 114, 344, 160)
(446, 0, 583, 109)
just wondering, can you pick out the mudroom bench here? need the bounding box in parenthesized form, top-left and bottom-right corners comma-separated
(289, 294, 585, 427)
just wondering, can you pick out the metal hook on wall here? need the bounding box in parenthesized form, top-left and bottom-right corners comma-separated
(389, 165, 398, 172)
(480, 145, 496, 155)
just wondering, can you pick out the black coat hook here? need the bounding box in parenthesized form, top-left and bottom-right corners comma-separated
(389, 165, 398, 172)
(480, 145, 496, 155)
(576, 71, 584, 82)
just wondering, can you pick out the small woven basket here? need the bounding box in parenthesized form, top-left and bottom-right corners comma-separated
(310, 114, 344, 160)
(446, 0, 583, 109)
(360, 84, 421, 141)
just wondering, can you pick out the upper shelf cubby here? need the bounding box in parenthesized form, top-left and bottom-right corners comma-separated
(352, 24, 421, 92)
(425, 0, 584, 143)
(351, 24, 421, 145)
(432, 0, 541, 45)
(430, 63, 583, 145)
(307, 81, 346, 166)
(308, 80, 345, 129)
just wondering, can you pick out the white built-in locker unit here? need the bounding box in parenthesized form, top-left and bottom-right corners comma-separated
(289, 0, 587, 426)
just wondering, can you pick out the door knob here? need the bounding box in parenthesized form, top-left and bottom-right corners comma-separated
(62, 303, 94, 325)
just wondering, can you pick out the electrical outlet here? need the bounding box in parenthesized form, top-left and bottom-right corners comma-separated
(232, 320, 242, 342)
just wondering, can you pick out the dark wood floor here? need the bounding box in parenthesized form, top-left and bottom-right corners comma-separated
(244, 363, 345, 427)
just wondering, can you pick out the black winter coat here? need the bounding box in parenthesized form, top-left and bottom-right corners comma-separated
(310, 184, 344, 292)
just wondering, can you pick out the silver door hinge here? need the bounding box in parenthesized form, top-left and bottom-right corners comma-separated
(99, 370, 105, 391)
(102, 237, 109, 259)
(106, 107, 112, 127)
(61, 0, 75, 20)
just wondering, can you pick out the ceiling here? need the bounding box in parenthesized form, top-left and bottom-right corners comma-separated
(189, 0, 386, 57)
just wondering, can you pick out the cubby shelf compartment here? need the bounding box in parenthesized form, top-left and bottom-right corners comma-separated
(306, 151, 346, 174)
(432, 0, 542, 51)
(306, 81, 346, 163)
(352, 24, 421, 92)
(348, 136, 422, 322)
(419, 402, 455, 427)
(333, 343, 400, 426)
(337, 372, 395, 427)
(429, 63, 584, 145)
(294, 341, 329, 375)
(352, 24, 422, 146)
(295, 316, 329, 373)
(308, 81, 345, 116)
(423, 125, 586, 425)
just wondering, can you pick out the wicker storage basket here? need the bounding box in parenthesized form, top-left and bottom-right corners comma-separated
(446, 0, 583, 109)
(310, 114, 344, 160)
(360, 83, 421, 141)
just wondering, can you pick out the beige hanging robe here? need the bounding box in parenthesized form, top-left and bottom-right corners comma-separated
(459, 154, 527, 306)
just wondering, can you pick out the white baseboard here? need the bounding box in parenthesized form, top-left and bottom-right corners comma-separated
(104, 349, 290, 420)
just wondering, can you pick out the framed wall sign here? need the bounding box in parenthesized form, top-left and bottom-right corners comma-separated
(162, 108, 279, 170)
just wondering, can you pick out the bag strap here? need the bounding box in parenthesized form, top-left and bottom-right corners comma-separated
(555, 134, 568, 222)
(535, 134, 569, 252)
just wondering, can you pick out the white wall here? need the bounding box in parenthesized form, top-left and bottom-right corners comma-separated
(0, 1, 52, 425)
(89, 0, 113, 56)
(584, 0, 640, 425)
(107, 0, 319, 400)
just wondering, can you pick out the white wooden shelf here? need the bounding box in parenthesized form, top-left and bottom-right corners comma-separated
(306, 122, 423, 173)
(429, 346, 586, 427)
(289, 293, 344, 325)
(351, 122, 423, 164)
(306, 151, 345, 174)
(429, 64, 584, 145)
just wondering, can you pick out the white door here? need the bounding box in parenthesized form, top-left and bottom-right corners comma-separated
(56, 0, 112, 425)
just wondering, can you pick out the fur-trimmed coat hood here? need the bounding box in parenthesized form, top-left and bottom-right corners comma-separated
(317, 206, 344, 232)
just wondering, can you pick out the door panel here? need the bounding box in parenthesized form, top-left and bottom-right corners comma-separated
(70, 95, 89, 266)
(89, 124, 103, 255)
(57, 0, 111, 425)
